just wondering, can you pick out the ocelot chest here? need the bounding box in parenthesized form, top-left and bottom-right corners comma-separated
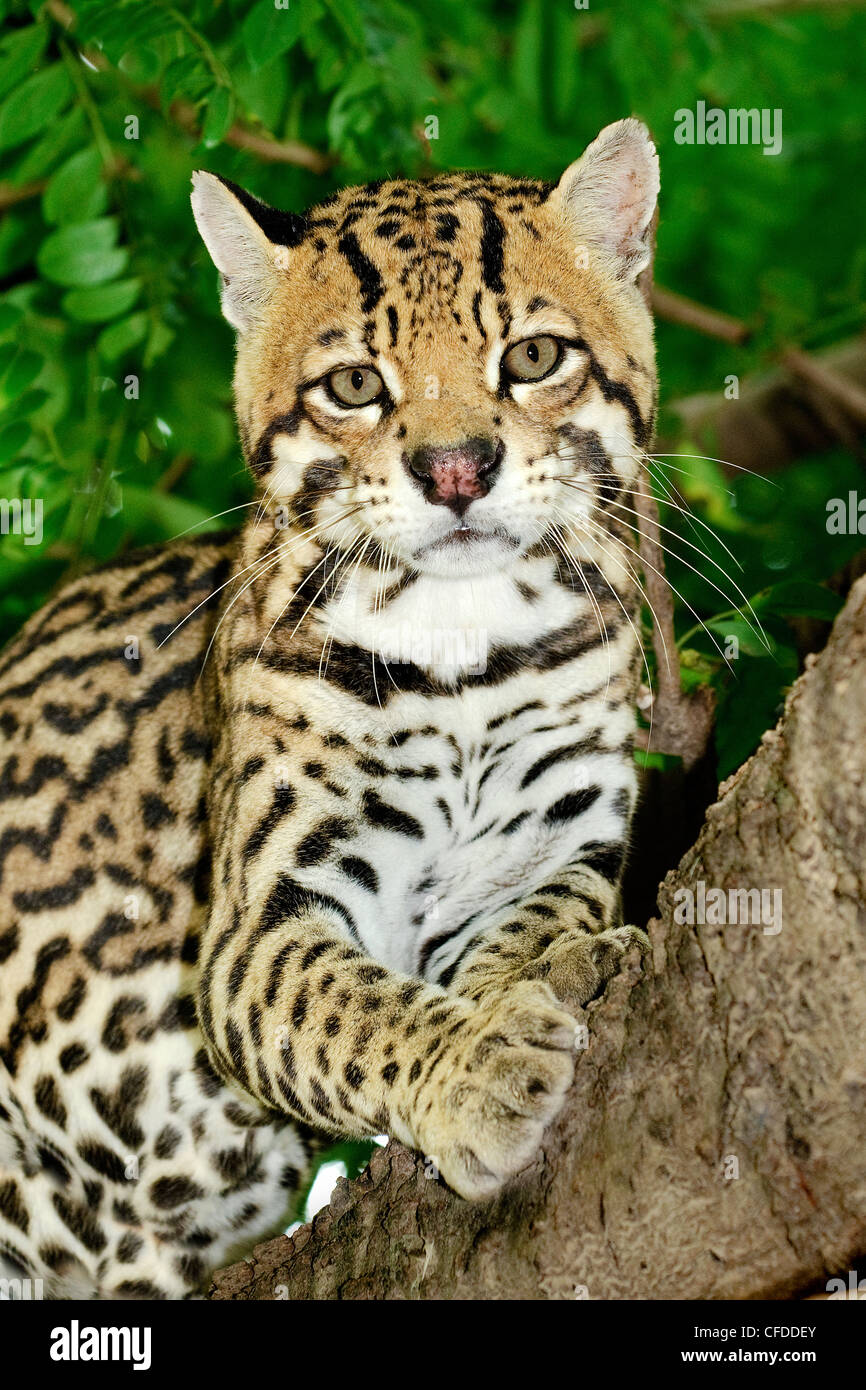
(289, 669, 636, 980)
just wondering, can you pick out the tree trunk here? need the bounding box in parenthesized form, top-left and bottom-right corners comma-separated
(209, 576, 866, 1301)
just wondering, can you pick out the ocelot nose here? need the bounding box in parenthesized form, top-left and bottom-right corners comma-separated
(404, 437, 503, 516)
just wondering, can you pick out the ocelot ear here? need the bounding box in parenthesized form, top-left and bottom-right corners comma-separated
(191, 172, 295, 332)
(552, 118, 659, 287)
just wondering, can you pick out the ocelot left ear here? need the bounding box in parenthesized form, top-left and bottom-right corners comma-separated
(191, 172, 298, 333)
(551, 118, 659, 296)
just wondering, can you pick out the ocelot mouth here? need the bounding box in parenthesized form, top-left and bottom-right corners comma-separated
(426, 523, 518, 553)
(441, 525, 486, 545)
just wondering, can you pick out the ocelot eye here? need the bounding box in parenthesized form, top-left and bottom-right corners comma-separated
(502, 335, 562, 383)
(327, 366, 384, 407)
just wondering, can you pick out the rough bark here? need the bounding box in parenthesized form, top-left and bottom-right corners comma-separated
(210, 575, 866, 1301)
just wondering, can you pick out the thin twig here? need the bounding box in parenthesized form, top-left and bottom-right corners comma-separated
(633, 481, 679, 703)
(633, 477, 716, 770)
(652, 285, 751, 345)
(155, 451, 194, 494)
(0, 180, 47, 212)
(192, 112, 333, 174)
(45, 0, 333, 174)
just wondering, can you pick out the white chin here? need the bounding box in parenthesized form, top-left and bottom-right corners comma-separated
(415, 529, 517, 578)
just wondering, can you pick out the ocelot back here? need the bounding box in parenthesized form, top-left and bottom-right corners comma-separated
(0, 119, 658, 1298)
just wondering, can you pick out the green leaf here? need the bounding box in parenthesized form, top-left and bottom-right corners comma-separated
(0, 302, 23, 336)
(38, 219, 128, 288)
(117, 45, 162, 85)
(0, 422, 30, 464)
(714, 646, 797, 780)
(322, 0, 364, 48)
(1, 349, 43, 400)
(143, 321, 174, 366)
(0, 209, 34, 281)
(97, 312, 149, 362)
(43, 148, 107, 226)
(634, 747, 683, 772)
(80, 4, 180, 65)
(657, 451, 749, 533)
(752, 580, 843, 622)
(0, 24, 48, 102)
(2, 387, 51, 423)
(10, 106, 86, 183)
(705, 614, 773, 659)
(327, 66, 380, 147)
(242, 1, 305, 71)
(120, 483, 217, 537)
(62, 279, 141, 323)
(161, 54, 211, 112)
(0, 64, 72, 152)
(103, 475, 123, 519)
(201, 86, 235, 147)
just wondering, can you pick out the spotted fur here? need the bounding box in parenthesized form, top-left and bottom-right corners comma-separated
(0, 120, 659, 1297)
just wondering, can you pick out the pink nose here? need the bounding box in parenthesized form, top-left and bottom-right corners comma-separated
(405, 438, 503, 515)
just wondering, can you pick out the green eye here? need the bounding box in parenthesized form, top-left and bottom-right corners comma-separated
(502, 335, 562, 383)
(328, 366, 384, 407)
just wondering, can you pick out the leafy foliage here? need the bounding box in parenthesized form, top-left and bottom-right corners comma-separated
(1, 0, 863, 1236)
(0, 0, 863, 755)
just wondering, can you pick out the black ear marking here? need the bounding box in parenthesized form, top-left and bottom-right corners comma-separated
(214, 175, 309, 249)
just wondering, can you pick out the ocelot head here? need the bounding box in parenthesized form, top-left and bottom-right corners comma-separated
(192, 119, 658, 582)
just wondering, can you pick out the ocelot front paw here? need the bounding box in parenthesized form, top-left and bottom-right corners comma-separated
(521, 924, 649, 1010)
(413, 980, 578, 1201)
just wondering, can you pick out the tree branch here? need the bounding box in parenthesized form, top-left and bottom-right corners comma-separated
(651, 285, 751, 345)
(0, 180, 47, 212)
(210, 575, 866, 1299)
(166, 96, 334, 173)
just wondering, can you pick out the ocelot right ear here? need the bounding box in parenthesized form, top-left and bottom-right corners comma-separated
(191, 173, 304, 333)
(550, 118, 659, 297)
